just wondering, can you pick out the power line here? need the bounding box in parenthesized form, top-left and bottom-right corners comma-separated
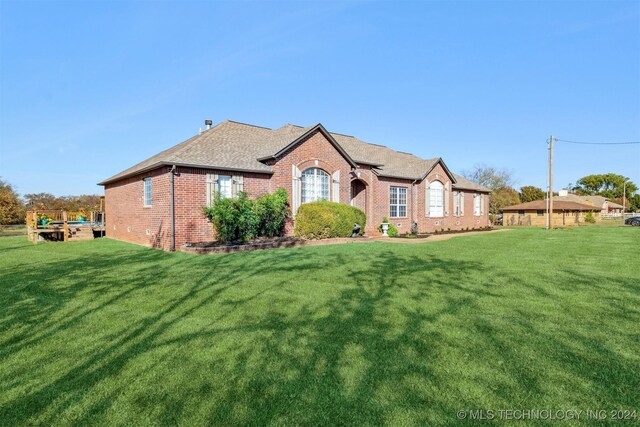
(553, 138, 640, 145)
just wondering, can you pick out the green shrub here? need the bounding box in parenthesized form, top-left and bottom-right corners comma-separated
(254, 188, 289, 237)
(294, 200, 366, 239)
(378, 217, 398, 237)
(585, 211, 596, 224)
(202, 189, 290, 242)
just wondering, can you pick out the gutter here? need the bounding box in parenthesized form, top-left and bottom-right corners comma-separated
(170, 165, 176, 252)
(411, 179, 418, 230)
(98, 162, 274, 186)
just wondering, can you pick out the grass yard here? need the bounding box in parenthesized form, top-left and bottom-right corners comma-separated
(0, 227, 638, 426)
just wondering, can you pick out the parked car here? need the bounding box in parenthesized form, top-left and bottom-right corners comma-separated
(624, 216, 640, 226)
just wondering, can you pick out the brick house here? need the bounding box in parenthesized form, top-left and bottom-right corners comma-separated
(99, 120, 490, 250)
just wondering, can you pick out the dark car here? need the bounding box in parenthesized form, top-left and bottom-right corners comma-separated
(624, 216, 640, 226)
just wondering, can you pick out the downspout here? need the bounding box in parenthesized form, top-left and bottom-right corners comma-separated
(411, 179, 418, 230)
(170, 165, 176, 252)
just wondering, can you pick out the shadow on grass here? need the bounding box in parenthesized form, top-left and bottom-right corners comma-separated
(0, 237, 638, 425)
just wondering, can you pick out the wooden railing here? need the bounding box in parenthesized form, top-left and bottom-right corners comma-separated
(26, 210, 105, 243)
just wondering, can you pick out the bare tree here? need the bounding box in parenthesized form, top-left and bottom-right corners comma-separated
(462, 164, 516, 191)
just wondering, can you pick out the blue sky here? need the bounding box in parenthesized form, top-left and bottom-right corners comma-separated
(1, 0, 639, 196)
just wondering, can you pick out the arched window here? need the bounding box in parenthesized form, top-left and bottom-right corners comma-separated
(429, 181, 444, 217)
(301, 168, 330, 203)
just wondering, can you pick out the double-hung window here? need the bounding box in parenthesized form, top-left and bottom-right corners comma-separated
(429, 181, 444, 217)
(390, 186, 407, 218)
(218, 175, 232, 199)
(143, 178, 152, 206)
(453, 191, 460, 216)
(301, 168, 329, 203)
(474, 194, 481, 216)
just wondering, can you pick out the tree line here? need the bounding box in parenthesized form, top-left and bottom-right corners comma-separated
(0, 178, 102, 225)
(462, 166, 639, 222)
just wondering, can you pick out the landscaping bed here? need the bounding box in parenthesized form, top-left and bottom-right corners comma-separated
(390, 226, 493, 238)
(182, 235, 369, 254)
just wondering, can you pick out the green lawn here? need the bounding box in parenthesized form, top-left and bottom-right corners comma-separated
(1, 227, 638, 426)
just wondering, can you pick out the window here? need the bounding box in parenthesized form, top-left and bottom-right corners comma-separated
(301, 168, 329, 203)
(218, 175, 232, 198)
(453, 191, 459, 216)
(518, 210, 525, 216)
(537, 210, 544, 216)
(474, 194, 481, 216)
(143, 178, 152, 206)
(429, 181, 444, 217)
(453, 191, 464, 216)
(390, 186, 407, 217)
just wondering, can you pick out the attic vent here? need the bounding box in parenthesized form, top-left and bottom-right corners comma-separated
(205, 119, 213, 130)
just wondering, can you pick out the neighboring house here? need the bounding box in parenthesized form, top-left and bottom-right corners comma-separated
(99, 120, 491, 250)
(556, 190, 624, 215)
(502, 200, 600, 227)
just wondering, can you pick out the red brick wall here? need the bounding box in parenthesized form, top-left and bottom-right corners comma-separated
(105, 166, 272, 250)
(104, 167, 173, 249)
(271, 130, 353, 204)
(366, 162, 490, 234)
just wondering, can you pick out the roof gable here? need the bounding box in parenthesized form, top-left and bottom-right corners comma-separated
(259, 124, 357, 168)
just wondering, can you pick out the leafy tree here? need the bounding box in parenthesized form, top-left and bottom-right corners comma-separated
(629, 194, 640, 212)
(24, 193, 102, 211)
(462, 164, 515, 191)
(0, 178, 26, 226)
(574, 174, 637, 199)
(489, 187, 521, 218)
(519, 186, 546, 203)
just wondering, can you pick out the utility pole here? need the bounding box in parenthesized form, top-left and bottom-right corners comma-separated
(548, 135, 554, 230)
(623, 181, 626, 219)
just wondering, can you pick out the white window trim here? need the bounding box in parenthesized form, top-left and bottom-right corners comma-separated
(428, 181, 444, 217)
(143, 177, 152, 207)
(390, 186, 408, 218)
(453, 191, 460, 216)
(302, 168, 330, 204)
(217, 175, 232, 199)
(474, 194, 482, 216)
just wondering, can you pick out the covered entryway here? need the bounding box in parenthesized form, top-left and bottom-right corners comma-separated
(350, 179, 368, 215)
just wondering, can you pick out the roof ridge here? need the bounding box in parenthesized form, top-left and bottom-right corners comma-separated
(331, 131, 355, 138)
(226, 120, 272, 130)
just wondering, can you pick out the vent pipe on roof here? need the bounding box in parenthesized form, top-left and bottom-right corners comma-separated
(205, 119, 213, 130)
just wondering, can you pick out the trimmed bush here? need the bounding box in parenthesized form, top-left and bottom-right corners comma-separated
(294, 201, 366, 239)
(202, 189, 289, 242)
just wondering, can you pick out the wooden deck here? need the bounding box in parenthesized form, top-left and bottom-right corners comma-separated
(26, 210, 105, 243)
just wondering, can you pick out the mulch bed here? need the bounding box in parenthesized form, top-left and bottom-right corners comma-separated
(390, 227, 494, 239)
(182, 236, 369, 254)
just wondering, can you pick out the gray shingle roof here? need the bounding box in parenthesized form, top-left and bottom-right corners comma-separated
(555, 194, 610, 209)
(99, 120, 489, 192)
(451, 174, 491, 192)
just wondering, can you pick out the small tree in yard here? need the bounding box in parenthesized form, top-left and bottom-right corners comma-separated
(584, 211, 596, 224)
(0, 178, 26, 227)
